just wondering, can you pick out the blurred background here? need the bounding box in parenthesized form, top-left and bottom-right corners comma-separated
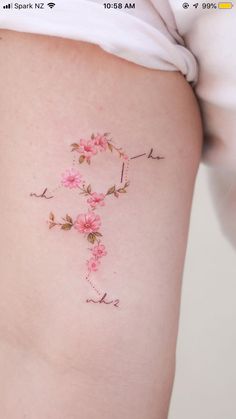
(169, 164, 236, 419)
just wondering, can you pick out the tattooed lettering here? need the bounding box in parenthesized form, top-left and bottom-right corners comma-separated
(86, 293, 120, 308)
(130, 147, 165, 161)
(147, 148, 165, 160)
(30, 188, 54, 199)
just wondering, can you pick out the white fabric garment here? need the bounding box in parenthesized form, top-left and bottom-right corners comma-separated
(1, 0, 236, 244)
(0, 0, 198, 82)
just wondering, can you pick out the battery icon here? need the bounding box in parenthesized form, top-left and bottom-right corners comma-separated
(218, 2, 234, 8)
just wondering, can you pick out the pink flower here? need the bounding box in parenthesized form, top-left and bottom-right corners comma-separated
(74, 211, 101, 234)
(77, 139, 98, 158)
(87, 192, 105, 209)
(87, 257, 101, 272)
(123, 154, 129, 160)
(93, 134, 108, 151)
(61, 168, 82, 189)
(92, 244, 107, 259)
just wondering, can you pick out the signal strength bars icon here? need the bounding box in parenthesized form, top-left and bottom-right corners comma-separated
(3, 3, 12, 8)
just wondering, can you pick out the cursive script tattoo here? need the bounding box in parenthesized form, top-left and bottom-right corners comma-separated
(147, 148, 165, 160)
(130, 148, 165, 161)
(86, 293, 120, 308)
(30, 188, 54, 199)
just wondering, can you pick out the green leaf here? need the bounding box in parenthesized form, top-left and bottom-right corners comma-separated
(49, 222, 56, 229)
(94, 232, 103, 237)
(49, 212, 55, 221)
(118, 189, 126, 193)
(107, 185, 116, 195)
(87, 233, 96, 244)
(79, 155, 85, 164)
(66, 214, 73, 224)
(61, 223, 72, 230)
(108, 142, 113, 152)
(71, 143, 79, 152)
(87, 184, 92, 194)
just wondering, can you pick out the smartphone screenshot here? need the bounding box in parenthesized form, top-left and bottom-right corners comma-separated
(0, 1, 235, 418)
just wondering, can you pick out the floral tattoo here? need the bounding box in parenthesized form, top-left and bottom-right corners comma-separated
(30, 132, 165, 308)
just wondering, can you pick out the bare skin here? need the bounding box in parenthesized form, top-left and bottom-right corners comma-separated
(0, 30, 203, 419)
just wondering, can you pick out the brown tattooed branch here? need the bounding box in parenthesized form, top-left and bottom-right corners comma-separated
(106, 181, 130, 198)
(48, 212, 74, 230)
(47, 212, 102, 244)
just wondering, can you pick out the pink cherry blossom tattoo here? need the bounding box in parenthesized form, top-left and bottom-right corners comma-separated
(30, 131, 165, 308)
(61, 168, 82, 189)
